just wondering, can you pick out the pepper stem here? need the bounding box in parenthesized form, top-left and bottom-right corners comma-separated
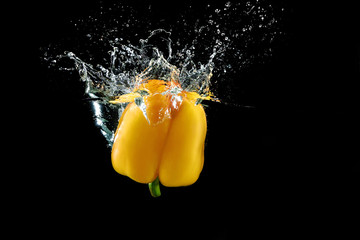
(148, 177, 161, 197)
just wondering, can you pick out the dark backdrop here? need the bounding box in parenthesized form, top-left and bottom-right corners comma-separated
(17, 0, 359, 238)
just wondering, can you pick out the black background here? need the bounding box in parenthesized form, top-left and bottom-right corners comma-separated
(15, 0, 360, 238)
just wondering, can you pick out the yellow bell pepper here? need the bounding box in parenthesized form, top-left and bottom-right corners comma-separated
(110, 79, 213, 197)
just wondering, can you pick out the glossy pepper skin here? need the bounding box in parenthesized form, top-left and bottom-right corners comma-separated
(111, 79, 207, 187)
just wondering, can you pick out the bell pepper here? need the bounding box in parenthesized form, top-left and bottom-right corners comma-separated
(110, 78, 214, 197)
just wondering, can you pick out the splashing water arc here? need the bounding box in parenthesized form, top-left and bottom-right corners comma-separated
(44, 1, 284, 146)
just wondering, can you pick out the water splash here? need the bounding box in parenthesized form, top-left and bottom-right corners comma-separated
(60, 29, 219, 146)
(41, 1, 285, 146)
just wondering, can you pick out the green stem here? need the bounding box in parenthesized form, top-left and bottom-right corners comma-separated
(148, 177, 161, 197)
